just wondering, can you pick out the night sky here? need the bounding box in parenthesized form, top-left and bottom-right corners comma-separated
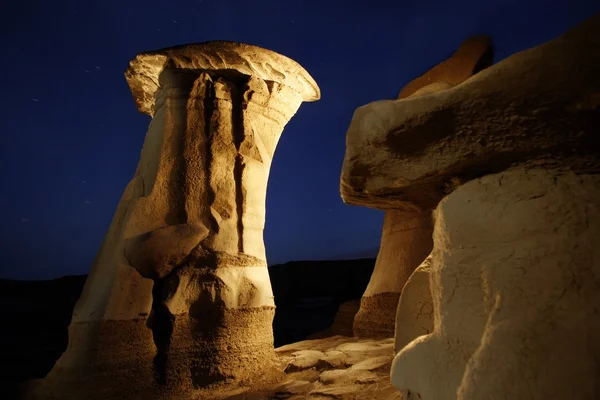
(1, 0, 598, 280)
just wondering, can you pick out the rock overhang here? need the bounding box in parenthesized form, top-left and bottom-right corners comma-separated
(125, 40, 321, 115)
(340, 13, 600, 212)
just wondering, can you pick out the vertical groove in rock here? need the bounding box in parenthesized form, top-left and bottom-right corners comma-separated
(202, 75, 218, 235)
(232, 80, 247, 254)
(38, 41, 319, 399)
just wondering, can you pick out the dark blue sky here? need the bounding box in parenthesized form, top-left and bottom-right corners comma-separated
(0, 0, 598, 280)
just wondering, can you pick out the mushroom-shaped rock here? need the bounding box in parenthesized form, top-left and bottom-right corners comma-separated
(125, 41, 320, 116)
(349, 35, 494, 339)
(340, 17, 599, 211)
(38, 41, 319, 400)
(385, 15, 600, 400)
(398, 35, 493, 99)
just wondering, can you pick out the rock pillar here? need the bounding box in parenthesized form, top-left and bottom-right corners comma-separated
(39, 41, 319, 399)
(345, 35, 493, 339)
(353, 211, 432, 338)
(341, 13, 599, 400)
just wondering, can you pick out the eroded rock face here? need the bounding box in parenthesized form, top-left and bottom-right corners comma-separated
(384, 14, 600, 400)
(340, 15, 600, 211)
(347, 35, 494, 341)
(398, 35, 493, 100)
(392, 166, 600, 399)
(39, 41, 319, 399)
(393, 254, 433, 353)
(353, 211, 432, 338)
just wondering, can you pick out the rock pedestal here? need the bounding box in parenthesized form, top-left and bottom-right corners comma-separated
(344, 35, 494, 340)
(353, 211, 432, 338)
(39, 42, 319, 399)
(341, 13, 599, 400)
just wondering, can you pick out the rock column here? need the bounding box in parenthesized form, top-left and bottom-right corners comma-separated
(347, 35, 493, 339)
(353, 211, 432, 337)
(39, 42, 319, 399)
(342, 13, 599, 400)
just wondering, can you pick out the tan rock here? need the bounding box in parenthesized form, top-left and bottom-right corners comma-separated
(285, 350, 326, 372)
(380, 14, 600, 400)
(397, 35, 493, 99)
(394, 254, 434, 353)
(340, 14, 600, 212)
(274, 379, 315, 395)
(39, 41, 319, 399)
(276, 336, 355, 355)
(353, 211, 433, 338)
(316, 350, 350, 369)
(392, 166, 600, 399)
(351, 35, 490, 341)
(350, 355, 392, 372)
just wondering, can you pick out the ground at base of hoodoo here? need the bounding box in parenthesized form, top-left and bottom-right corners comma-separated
(210, 336, 399, 400)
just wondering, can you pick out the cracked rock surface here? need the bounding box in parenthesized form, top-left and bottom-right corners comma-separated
(224, 336, 401, 400)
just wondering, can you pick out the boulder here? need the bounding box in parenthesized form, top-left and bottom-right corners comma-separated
(392, 167, 600, 399)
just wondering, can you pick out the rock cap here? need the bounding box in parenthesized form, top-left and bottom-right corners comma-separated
(125, 41, 321, 115)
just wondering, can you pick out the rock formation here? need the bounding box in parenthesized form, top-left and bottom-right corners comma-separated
(397, 35, 493, 99)
(353, 211, 432, 338)
(349, 35, 494, 339)
(342, 13, 600, 400)
(393, 254, 433, 354)
(37, 41, 319, 399)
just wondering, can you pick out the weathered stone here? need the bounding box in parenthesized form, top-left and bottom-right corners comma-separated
(276, 336, 355, 355)
(311, 384, 363, 397)
(340, 15, 600, 212)
(270, 337, 399, 399)
(335, 340, 394, 365)
(394, 254, 434, 353)
(274, 379, 315, 395)
(316, 350, 350, 369)
(39, 41, 319, 399)
(392, 166, 600, 399)
(285, 350, 325, 372)
(397, 35, 493, 99)
(350, 355, 392, 372)
(354, 211, 433, 338)
(350, 35, 491, 341)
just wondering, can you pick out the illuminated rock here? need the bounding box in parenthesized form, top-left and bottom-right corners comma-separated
(40, 41, 319, 399)
(392, 167, 600, 400)
(340, 12, 600, 400)
(347, 35, 494, 340)
(341, 14, 600, 400)
(353, 211, 432, 338)
(393, 254, 433, 353)
(397, 35, 493, 99)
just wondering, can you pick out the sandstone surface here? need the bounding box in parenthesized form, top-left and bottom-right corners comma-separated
(392, 167, 600, 399)
(397, 35, 493, 99)
(340, 13, 600, 400)
(393, 254, 433, 353)
(353, 211, 432, 338)
(375, 15, 599, 400)
(36, 41, 319, 400)
(348, 35, 494, 340)
(340, 15, 600, 211)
